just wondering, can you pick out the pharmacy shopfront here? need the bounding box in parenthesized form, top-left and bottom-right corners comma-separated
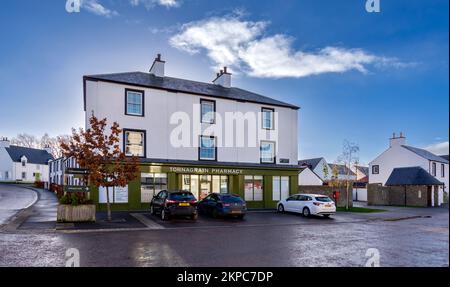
(91, 162, 300, 211)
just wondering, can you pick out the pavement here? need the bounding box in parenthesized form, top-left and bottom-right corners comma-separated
(0, 184, 37, 226)
(0, 184, 448, 267)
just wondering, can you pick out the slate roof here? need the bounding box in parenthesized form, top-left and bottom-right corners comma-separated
(402, 145, 449, 164)
(386, 166, 444, 186)
(439, 155, 449, 161)
(84, 72, 299, 110)
(5, 146, 53, 165)
(328, 163, 357, 176)
(355, 166, 369, 175)
(298, 158, 324, 170)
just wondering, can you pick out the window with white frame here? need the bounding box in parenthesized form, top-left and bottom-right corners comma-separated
(442, 164, 445, 178)
(21, 172, 26, 180)
(124, 130, 145, 157)
(272, 176, 290, 201)
(244, 175, 263, 201)
(432, 162, 437, 176)
(260, 141, 275, 163)
(200, 99, 215, 124)
(125, 89, 144, 116)
(262, 108, 274, 129)
(199, 136, 216, 161)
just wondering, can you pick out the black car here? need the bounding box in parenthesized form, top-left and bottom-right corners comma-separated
(198, 193, 247, 219)
(150, 190, 198, 221)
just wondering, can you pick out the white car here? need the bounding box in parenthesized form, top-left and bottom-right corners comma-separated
(277, 194, 336, 218)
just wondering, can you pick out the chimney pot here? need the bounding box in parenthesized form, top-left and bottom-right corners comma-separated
(223, 66, 228, 73)
(392, 132, 396, 139)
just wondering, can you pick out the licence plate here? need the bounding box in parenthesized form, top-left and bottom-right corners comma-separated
(325, 204, 332, 208)
(179, 203, 190, 207)
(231, 210, 242, 214)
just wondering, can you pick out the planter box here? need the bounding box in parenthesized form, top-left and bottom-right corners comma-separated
(57, 204, 96, 222)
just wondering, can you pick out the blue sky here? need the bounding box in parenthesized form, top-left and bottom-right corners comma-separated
(0, 0, 448, 164)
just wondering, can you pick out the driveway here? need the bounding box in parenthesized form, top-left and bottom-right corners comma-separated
(0, 184, 37, 226)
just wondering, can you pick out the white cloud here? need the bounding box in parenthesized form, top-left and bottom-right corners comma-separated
(170, 14, 410, 78)
(130, 0, 181, 9)
(81, 0, 118, 17)
(424, 141, 449, 156)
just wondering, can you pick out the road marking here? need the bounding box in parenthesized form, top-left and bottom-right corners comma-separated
(130, 213, 165, 229)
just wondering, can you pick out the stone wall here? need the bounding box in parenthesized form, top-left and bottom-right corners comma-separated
(298, 185, 353, 208)
(368, 184, 432, 207)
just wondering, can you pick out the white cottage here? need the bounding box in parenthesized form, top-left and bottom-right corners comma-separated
(0, 137, 53, 183)
(369, 133, 449, 206)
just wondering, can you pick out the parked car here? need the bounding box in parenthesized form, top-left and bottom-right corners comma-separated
(150, 190, 198, 221)
(198, 193, 247, 219)
(277, 194, 336, 218)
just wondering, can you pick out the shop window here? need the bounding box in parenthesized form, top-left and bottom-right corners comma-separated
(182, 174, 228, 201)
(141, 173, 167, 203)
(272, 176, 290, 201)
(200, 99, 215, 124)
(124, 129, 146, 157)
(260, 141, 275, 164)
(244, 175, 263, 201)
(125, 89, 144, 116)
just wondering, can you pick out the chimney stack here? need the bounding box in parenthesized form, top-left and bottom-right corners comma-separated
(0, 137, 10, 148)
(390, 132, 406, 147)
(149, 53, 165, 77)
(44, 144, 52, 155)
(213, 66, 231, 88)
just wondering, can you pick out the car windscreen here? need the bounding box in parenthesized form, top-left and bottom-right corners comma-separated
(315, 196, 333, 202)
(220, 195, 243, 203)
(169, 192, 196, 201)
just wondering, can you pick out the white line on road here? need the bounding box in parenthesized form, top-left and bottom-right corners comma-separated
(130, 213, 165, 229)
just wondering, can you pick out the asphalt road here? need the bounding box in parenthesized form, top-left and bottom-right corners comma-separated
(0, 184, 37, 226)
(0, 205, 448, 267)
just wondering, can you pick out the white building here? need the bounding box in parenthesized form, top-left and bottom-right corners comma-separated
(0, 137, 53, 183)
(369, 133, 449, 206)
(298, 167, 323, 186)
(82, 54, 300, 209)
(49, 156, 81, 187)
(298, 157, 357, 183)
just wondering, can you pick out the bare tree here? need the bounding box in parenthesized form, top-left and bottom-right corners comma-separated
(11, 133, 39, 148)
(337, 140, 359, 210)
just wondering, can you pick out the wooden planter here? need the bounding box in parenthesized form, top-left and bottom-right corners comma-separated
(57, 204, 96, 222)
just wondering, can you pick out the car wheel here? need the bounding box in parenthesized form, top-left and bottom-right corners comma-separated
(277, 204, 285, 213)
(212, 209, 219, 218)
(150, 205, 155, 215)
(302, 207, 311, 217)
(237, 215, 245, 220)
(161, 209, 170, 221)
(191, 213, 198, 220)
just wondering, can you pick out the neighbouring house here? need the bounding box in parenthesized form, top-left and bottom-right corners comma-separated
(83, 54, 300, 210)
(49, 156, 81, 189)
(328, 163, 357, 182)
(298, 166, 323, 186)
(0, 137, 53, 183)
(298, 157, 329, 181)
(369, 133, 449, 206)
(352, 165, 369, 202)
(353, 165, 369, 183)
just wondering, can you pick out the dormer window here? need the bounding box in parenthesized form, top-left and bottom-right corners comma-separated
(21, 157, 27, 167)
(125, 89, 144, 117)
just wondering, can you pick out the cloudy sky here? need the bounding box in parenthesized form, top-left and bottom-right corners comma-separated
(0, 0, 448, 163)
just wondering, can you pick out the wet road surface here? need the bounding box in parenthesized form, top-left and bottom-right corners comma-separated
(0, 184, 37, 226)
(1, 207, 448, 267)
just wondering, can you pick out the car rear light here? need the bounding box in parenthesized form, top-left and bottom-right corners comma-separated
(189, 200, 197, 205)
(223, 203, 232, 207)
(313, 202, 322, 206)
(165, 199, 176, 205)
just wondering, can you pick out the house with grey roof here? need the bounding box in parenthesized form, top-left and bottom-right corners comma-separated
(298, 157, 328, 183)
(369, 133, 449, 206)
(0, 137, 53, 183)
(83, 54, 300, 210)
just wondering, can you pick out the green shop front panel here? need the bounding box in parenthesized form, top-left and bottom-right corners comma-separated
(92, 163, 299, 211)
